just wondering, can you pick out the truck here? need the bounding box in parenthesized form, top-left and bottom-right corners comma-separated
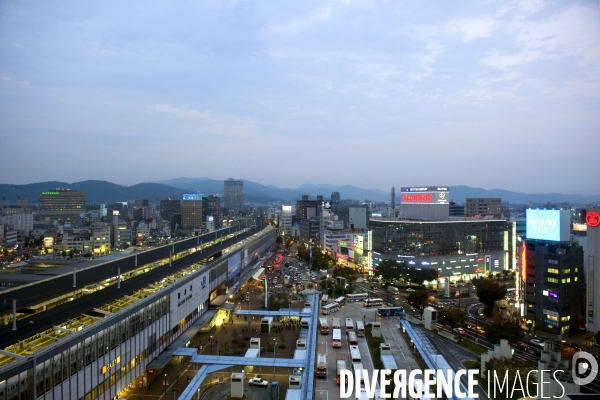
(387, 286, 399, 295)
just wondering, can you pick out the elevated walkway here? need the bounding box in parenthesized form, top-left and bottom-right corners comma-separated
(232, 310, 311, 317)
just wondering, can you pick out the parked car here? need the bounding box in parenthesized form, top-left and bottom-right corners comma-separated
(248, 377, 269, 387)
(453, 328, 465, 335)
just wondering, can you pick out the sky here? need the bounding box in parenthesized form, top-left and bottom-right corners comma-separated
(1, 0, 599, 195)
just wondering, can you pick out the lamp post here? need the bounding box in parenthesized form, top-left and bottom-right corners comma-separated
(164, 373, 167, 395)
(272, 337, 277, 377)
(173, 387, 176, 400)
(210, 335, 213, 354)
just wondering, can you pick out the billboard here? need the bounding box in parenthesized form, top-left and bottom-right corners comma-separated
(227, 251, 242, 280)
(400, 186, 449, 204)
(526, 209, 570, 242)
(183, 193, 200, 201)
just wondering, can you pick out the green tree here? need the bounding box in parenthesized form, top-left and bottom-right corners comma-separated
(438, 308, 469, 333)
(374, 260, 401, 281)
(276, 236, 283, 245)
(407, 290, 431, 317)
(333, 265, 358, 284)
(297, 245, 310, 262)
(484, 357, 537, 400)
(61, 250, 67, 258)
(68, 250, 74, 259)
(485, 321, 524, 344)
(407, 268, 438, 287)
(473, 277, 507, 316)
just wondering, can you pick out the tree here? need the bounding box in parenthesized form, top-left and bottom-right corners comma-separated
(61, 250, 67, 259)
(276, 236, 283, 245)
(485, 321, 524, 344)
(68, 250, 74, 259)
(374, 260, 401, 281)
(333, 266, 358, 284)
(407, 290, 430, 317)
(297, 245, 309, 262)
(438, 308, 468, 333)
(473, 277, 507, 316)
(407, 268, 438, 287)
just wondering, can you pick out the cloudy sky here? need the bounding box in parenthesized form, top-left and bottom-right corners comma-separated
(1, 0, 599, 194)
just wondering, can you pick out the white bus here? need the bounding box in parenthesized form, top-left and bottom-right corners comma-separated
(332, 329, 342, 348)
(345, 318, 354, 331)
(321, 294, 329, 305)
(347, 293, 368, 302)
(322, 303, 339, 315)
(336, 359, 347, 386)
(332, 318, 341, 329)
(348, 331, 358, 345)
(319, 318, 329, 335)
(335, 296, 347, 308)
(355, 321, 365, 337)
(363, 298, 383, 308)
(301, 317, 310, 329)
(352, 362, 365, 385)
(349, 345, 361, 362)
(409, 378, 432, 400)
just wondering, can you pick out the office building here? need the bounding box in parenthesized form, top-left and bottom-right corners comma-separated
(582, 209, 600, 333)
(330, 192, 340, 206)
(449, 202, 465, 217)
(202, 195, 222, 227)
(370, 218, 508, 281)
(224, 178, 243, 214)
(181, 195, 203, 229)
(280, 205, 293, 236)
(330, 204, 369, 230)
(399, 186, 449, 221)
(296, 195, 324, 221)
(38, 189, 86, 222)
(159, 199, 181, 222)
(299, 219, 321, 243)
(465, 198, 502, 219)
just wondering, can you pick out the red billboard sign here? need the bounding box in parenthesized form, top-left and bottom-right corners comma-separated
(402, 194, 433, 203)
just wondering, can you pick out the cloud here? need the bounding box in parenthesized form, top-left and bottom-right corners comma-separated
(448, 17, 496, 41)
(146, 104, 213, 120)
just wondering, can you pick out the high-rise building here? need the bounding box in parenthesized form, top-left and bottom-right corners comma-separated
(296, 195, 324, 221)
(160, 199, 181, 221)
(181, 194, 202, 228)
(331, 192, 341, 206)
(38, 189, 86, 222)
(224, 178, 243, 214)
(202, 195, 222, 227)
(465, 198, 502, 219)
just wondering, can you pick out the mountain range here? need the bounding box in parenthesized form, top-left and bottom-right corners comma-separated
(1, 178, 598, 205)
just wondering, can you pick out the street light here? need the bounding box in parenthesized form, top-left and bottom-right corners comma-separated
(164, 373, 167, 395)
(272, 337, 277, 377)
(210, 335, 213, 354)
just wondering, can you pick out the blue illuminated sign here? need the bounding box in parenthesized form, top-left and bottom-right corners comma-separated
(526, 209, 570, 242)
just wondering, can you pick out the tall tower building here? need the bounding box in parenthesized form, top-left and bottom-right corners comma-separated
(38, 189, 86, 222)
(331, 192, 340, 206)
(390, 186, 395, 219)
(224, 178, 244, 214)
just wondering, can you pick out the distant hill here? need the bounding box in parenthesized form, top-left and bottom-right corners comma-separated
(0, 180, 191, 204)
(1, 179, 599, 205)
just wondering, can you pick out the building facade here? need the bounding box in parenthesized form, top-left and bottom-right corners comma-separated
(399, 186, 449, 221)
(296, 195, 323, 221)
(370, 219, 508, 280)
(224, 179, 243, 214)
(202, 195, 222, 227)
(583, 209, 600, 333)
(38, 189, 86, 222)
(465, 198, 502, 219)
(181, 197, 203, 229)
(159, 200, 181, 222)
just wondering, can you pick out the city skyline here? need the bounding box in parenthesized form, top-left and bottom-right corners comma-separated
(1, 1, 599, 194)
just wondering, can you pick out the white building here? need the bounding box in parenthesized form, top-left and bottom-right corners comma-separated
(1, 213, 33, 235)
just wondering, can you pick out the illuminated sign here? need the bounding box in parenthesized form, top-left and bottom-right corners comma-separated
(400, 187, 449, 204)
(41, 191, 60, 195)
(183, 193, 200, 200)
(526, 209, 570, 242)
(587, 211, 600, 227)
(339, 241, 348, 247)
(101, 356, 121, 374)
